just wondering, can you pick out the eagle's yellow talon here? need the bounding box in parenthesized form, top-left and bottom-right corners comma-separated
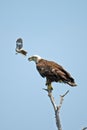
(47, 84, 53, 91)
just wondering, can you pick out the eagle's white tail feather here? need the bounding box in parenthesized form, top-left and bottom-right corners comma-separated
(67, 81, 77, 87)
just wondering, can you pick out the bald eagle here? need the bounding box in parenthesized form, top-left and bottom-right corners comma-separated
(28, 55, 77, 90)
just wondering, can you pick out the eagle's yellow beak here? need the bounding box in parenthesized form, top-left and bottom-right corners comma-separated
(28, 55, 41, 63)
(28, 57, 33, 61)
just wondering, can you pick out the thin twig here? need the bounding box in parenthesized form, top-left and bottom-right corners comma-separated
(82, 127, 87, 130)
(58, 90, 69, 111)
(61, 90, 69, 97)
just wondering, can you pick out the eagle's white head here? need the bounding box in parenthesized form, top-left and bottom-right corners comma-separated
(28, 55, 42, 64)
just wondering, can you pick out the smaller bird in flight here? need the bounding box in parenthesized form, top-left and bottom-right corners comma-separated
(15, 38, 27, 56)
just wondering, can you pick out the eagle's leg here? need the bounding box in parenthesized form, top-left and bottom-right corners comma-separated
(45, 79, 53, 91)
(47, 83, 53, 91)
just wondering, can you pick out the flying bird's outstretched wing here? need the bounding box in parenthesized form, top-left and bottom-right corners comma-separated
(15, 38, 27, 56)
(16, 38, 23, 50)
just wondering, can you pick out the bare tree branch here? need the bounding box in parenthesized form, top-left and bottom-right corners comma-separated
(58, 90, 69, 111)
(82, 127, 87, 130)
(55, 108, 62, 130)
(48, 90, 57, 111)
(45, 89, 69, 130)
(48, 90, 62, 130)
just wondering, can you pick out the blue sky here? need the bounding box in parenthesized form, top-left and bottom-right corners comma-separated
(0, 0, 87, 130)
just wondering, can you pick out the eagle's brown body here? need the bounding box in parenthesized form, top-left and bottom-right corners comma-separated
(36, 59, 76, 86)
(28, 55, 77, 88)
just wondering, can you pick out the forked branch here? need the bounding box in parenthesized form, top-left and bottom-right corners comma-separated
(45, 89, 69, 130)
